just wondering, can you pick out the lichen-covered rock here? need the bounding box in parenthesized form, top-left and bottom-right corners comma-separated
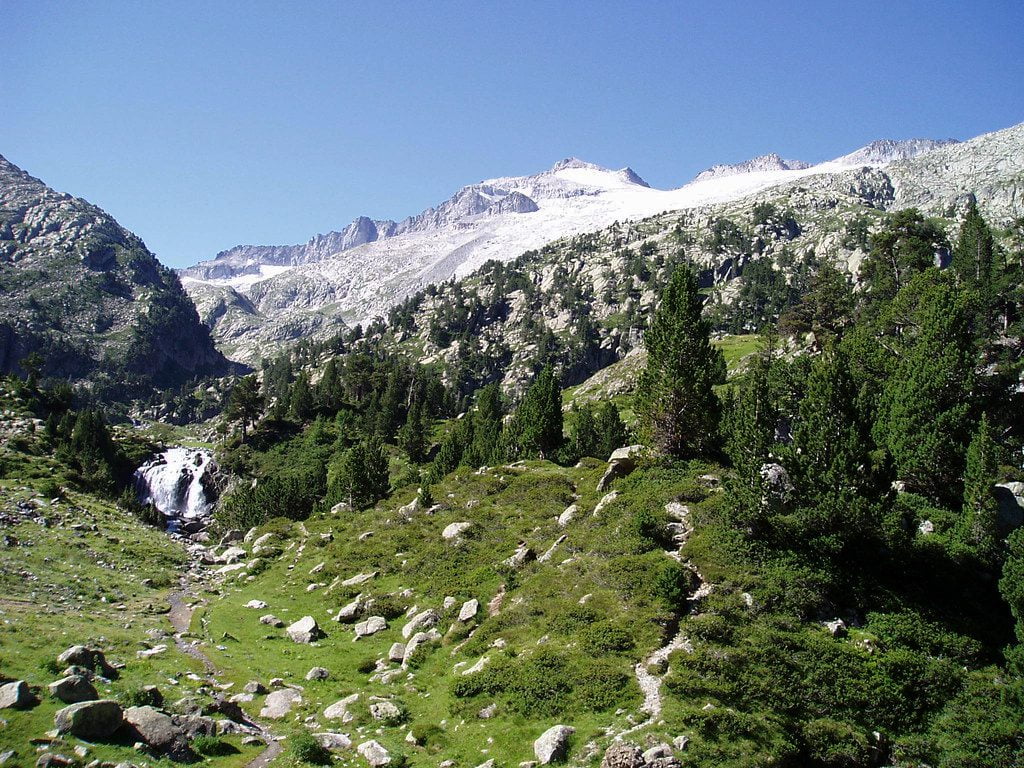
(357, 740, 391, 767)
(259, 689, 301, 719)
(600, 742, 644, 768)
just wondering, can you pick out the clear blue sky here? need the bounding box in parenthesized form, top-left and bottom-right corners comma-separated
(3, 1, 1023, 268)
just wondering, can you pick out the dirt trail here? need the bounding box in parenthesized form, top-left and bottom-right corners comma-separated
(169, 574, 283, 766)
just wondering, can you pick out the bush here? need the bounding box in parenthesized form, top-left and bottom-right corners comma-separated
(192, 735, 236, 757)
(289, 731, 331, 765)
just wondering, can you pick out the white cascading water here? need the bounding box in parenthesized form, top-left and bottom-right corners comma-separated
(134, 447, 215, 532)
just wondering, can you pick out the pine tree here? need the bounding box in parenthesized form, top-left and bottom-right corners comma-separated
(594, 401, 628, 460)
(226, 375, 263, 442)
(330, 439, 389, 510)
(398, 400, 429, 463)
(874, 273, 975, 503)
(859, 209, 947, 309)
(952, 200, 998, 337)
(467, 383, 503, 466)
(567, 403, 599, 461)
(289, 372, 314, 422)
(635, 266, 726, 458)
(502, 366, 563, 460)
(957, 413, 1001, 567)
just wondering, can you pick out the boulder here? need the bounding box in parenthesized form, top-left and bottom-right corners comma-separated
(244, 599, 268, 609)
(316, 732, 353, 750)
(504, 544, 535, 569)
(287, 616, 325, 643)
(369, 700, 403, 722)
(478, 703, 498, 719)
(355, 616, 387, 638)
(601, 742, 644, 768)
(243, 680, 268, 695)
(442, 521, 473, 540)
(259, 689, 301, 719)
(458, 598, 479, 622)
(995, 482, 1024, 533)
(0, 680, 38, 709)
(342, 571, 378, 587)
(55, 646, 114, 677)
(34, 755, 74, 768)
(825, 619, 848, 638)
(597, 445, 644, 491)
(259, 614, 285, 627)
(218, 546, 247, 564)
(357, 740, 391, 767)
(305, 666, 330, 681)
(54, 700, 124, 740)
(534, 724, 574, 764)
(334, 595, 364, 622)
(557, 505, 577, 527)
(388, 643, 407, 663)
(402, 609, 440, 639)
(175, 713, 218, 739)
(123, 706, 187, 756)
(759, 463, 794, 503)
(324, 693, 359, 722)
(48, 675, 98, 704)
(402, 630, 441, 667)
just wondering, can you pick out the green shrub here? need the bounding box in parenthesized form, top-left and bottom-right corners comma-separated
(192, 735, 236, 757)
(289, 731, 331, 765)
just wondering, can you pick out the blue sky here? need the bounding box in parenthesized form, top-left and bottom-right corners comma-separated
(3, 1, 1023, 268)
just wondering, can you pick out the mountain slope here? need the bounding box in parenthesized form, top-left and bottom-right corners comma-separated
(183, 123, 1023, 366)
(0, 155, 235, 398)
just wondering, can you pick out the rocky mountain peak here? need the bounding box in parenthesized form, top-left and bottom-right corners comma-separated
(692, 153, 810, 183)
(833, 138, 959, 167)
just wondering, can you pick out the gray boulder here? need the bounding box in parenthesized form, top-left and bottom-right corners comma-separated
(305, 666, 330, 681)
(243, 680, 267, 695)
(124, 706, 191, 759)
(315, 732, 353, 750)
(259, 688, 301, 719)
(287, 615, 325, 643)
(458, 598, 479, 622)
(259, 614, 285, 627)
(369, 700, 403, 722)
(597, 445, 644, 491)
(55, 646, 115, 677)
(402, 609, 440, 639)
(534, 724, 574, 764)
(48, 675, 98, 704)
(324, 693, 359, 722)
(54, 699, 124, 740)
(354, 616, 387, 637)
(0, 680, 38, 709)
(357, 740, 391, 766)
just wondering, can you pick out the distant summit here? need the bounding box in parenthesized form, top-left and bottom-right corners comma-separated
(693, 153, 810, 183)
(832, 138, 960, 166)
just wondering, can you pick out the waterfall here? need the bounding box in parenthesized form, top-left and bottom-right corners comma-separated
(134, 447, 217, 532)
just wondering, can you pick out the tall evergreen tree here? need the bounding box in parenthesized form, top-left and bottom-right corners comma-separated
(503, 366, 563, 459)
(226, 375, 263, 442)
(874, 272, 975, 503)
(957, 413, 1001, 567)
(952, 200, 999, 337)
(398, 400, 430, 463)
(635, 266, 726, 458)
(594, 401, 628, 459)
(859, 209, 947, 309)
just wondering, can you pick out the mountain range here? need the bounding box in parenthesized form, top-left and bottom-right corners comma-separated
(178, 130, 1018, 364)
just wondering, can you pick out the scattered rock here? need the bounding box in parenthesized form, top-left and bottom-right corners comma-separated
(601, 742, 644, 768)
(259, 614, 285, 627)
(305, 667, 330, 681)
(259, 689, 301, 719)
(538, 535, 567, 563)
(124, 706, 191, 759)
(136, 644, 168, 659)
(593, 491, 618, 516)
(0, 680, 38, 709)
(918, 519, 935, 535)
(243, 680, 267, 695)
(557, 505, 577, 527)
(316, 732, 353, 750)
(642, 744, 674, 764)
(597, 445, 644, 491)
(48, 675, 98, 704)
(355, 616, 387, 638)
(342, 571, 378, 587)
(488, 585, 506, 616)
(443, 596, 457, 610)
(334, 595, 364, 622)
(35, 754, 74, 768)
(442, 522, 473, 540)
(287, 616, 325, 643)
(504, 544, 535, 569)
(478, 703, 498, 719)
(402, 609, 440, 639)
(55, 646, 114, 677)
(825, 619, 848, 638)
(324, 694, 359, 722)
(388, 643, 407, 663)
(458, 598, 479, 622)
(369, 700, 403, 722)
(534, 724, 574, 764)
(357, 739, 391, 766)
(244, 599, 268, 609)
(54, 700, 124, 740)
